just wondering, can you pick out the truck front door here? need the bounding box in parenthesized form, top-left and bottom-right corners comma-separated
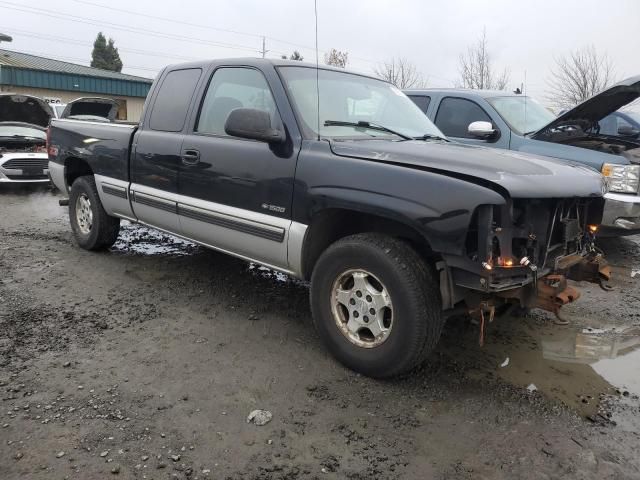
(177, 66, 298, 270)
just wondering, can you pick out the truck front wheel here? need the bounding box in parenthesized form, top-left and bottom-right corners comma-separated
(69, 175, 120, 250)
(310, 233, 444, 378)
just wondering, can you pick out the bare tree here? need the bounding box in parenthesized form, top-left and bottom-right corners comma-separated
(373, 57, 427, 89)
(458, 29, 509, 90)
(324, 48, 349, 68)
(546, 45, 614, 109)
(281, 50, 304, 61)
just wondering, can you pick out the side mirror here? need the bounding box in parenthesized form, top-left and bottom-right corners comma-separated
(617, 124, 638, 136)
(224, 108, 285, 144)
(468, 121, 497, 139)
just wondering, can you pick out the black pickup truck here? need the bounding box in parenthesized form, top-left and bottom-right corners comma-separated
(48, 59, 610, 377)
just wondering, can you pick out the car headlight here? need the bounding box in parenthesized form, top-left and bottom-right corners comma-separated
(601, 163, 640, 193)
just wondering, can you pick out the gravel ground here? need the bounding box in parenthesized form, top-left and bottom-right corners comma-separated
(1, 184, 639, 480)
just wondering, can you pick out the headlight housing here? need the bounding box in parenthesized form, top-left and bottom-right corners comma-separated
(601, 163, 640, 193)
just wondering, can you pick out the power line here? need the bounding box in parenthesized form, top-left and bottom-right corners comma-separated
(51, 0, 411, 70)
(0, 28, 200, 62)
(69, 0, 263, 39)
(0, 1, 458, 85)
(65, 0, 317, 53)
(0, 1, 286, 56)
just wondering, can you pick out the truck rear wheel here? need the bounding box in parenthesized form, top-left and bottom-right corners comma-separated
(310, 233, 444, 378)
(69, 175, 120, 250)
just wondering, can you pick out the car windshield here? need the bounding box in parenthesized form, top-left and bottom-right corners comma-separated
(486, 96, 555, 135)
(0, 125, 46, 139)
(278, 66, 444, 139)
(624, 111, 640, 124)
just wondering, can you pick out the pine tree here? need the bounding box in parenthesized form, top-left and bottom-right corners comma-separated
(91, 32, 123, 72)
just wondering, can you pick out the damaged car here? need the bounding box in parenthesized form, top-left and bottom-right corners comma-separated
(0, 94, 52, 184)
(60, 97, 119, 123)
(48, 60, 610, 377)
(406, 76, 640, 235)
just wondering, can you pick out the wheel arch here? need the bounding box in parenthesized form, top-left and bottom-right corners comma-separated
(299, 207, 439, 281)
(64, 156, 94, 188)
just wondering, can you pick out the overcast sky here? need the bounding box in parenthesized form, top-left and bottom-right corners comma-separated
(0, 0, 638, 105)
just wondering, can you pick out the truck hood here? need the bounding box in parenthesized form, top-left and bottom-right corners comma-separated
(330, 139, 606, 199)
(61, 97, 118, 121)
(531, 75, 640, 137)
(0, 94, 52, 127)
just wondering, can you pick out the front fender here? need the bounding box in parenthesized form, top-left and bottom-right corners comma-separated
(293, 144, 507, 256)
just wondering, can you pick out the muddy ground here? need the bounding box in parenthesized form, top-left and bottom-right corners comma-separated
(1, 185, 639, 480)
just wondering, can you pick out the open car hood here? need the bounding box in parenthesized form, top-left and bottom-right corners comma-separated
(532, 75, 640, 138)
(0, 94, 52, 127)
(61, 97, 118, 121)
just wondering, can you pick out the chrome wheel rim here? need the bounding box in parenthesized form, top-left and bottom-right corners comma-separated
(330, 269, 393, 348)
(75, 193, 93, 235)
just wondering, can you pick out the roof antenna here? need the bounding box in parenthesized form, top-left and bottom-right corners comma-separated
(524, 69, 528, 134)
(314, 0, 321, 141)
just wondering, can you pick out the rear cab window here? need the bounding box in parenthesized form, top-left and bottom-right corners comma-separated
(149, 68, 202, 132)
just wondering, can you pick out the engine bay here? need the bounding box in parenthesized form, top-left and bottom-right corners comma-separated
(539, 124, 640, 159)
(0, 139, 47, 153)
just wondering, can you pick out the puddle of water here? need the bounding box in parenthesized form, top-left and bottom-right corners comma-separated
(507, 322, 640, 418)
(111, 222, 197, 256)
(453, 314, 640, 420)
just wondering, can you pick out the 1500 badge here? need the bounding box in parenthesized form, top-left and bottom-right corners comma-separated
(261, 203, 286, 213)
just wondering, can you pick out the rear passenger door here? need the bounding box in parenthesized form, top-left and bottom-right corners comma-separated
(176, 66, 298, 270)
(130, 68, 202, 233)
(433, 96, 509, 149)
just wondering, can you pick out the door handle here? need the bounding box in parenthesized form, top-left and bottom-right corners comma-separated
(181, 149, 200, 166)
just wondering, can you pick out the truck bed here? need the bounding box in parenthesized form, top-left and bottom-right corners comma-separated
(49, 118, 137, 183)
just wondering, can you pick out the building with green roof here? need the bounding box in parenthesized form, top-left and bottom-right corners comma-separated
(0, 48, 153, 121)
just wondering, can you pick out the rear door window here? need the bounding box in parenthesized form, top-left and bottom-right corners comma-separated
(408, 95, 431, 114)
(435, 97, 492, 138)
(149, 68, 202, 132)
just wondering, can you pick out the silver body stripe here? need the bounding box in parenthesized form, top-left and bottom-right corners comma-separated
(94, 175, 135, 220)
(93, 176, 307, 277)
(48, 161, 67, 194)
(287, 221, 308, 278)
(136, 220, 299, 277)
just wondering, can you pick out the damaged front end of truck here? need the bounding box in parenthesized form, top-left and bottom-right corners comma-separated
(440, 195, 610, 331)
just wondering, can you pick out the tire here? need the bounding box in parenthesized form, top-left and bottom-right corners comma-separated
(69, 175, 120, 250)
(310, 233, 444, 378)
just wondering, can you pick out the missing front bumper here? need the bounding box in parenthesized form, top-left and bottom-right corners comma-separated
(471, 253, 611, 319)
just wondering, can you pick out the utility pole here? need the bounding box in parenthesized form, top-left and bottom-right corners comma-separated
(0, 33, 12, 93)
(260, 36, 268, 58)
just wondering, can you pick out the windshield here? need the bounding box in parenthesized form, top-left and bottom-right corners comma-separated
(624, 111, 640, 124)
(0, 125, 46, 139)
(486, 96, 555, 135)
(278, 66, 444, 139)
